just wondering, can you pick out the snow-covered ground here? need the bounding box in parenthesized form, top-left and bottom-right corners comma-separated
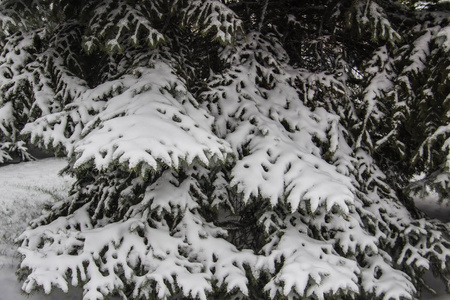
(0, 158, 80, 299)
(0, 158, 74, 261)
(0, 159, 448, 300)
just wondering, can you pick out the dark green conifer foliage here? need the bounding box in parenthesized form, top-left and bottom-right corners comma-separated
(0, 0, 449, 299)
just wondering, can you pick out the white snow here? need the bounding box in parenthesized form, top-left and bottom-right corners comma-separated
(0, 158, 73, 250)
(0, 270, 83, 300)
(185, 0, 243, 45)
(0, 159, 448, 299)
(0, 158, 77, 299)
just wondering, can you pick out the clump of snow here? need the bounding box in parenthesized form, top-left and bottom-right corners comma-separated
(74, 63, 230, 174)
(0, 264, 83, 300)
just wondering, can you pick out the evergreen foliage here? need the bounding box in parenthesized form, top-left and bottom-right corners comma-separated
(0, 0, 449, 299)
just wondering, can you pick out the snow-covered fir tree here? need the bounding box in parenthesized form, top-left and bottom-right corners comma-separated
(0, 0, 448, 299)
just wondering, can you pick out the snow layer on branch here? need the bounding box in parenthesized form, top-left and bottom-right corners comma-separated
(259, 213, 360, 300)
(203, 33, 354, 213)
(356, 46, 396, 150)
(0, 32, 50, 161)
(353, 150, 450, 297)
(74, 62, 229, 173)
(18, 167, 256, 300)
(201, 31, 449, 299)
(0, 145, 12, 162)
(347, 0, 401, 43)
(11, 3, 450, 300)
(0, 27, 87, 113)
(435, 25, 450, 51)
(0, 102, 13, 136)
(0, 33, 36, 138)
(0, 28, 89, 159)
(23, 92, 102, 156)
(403, 28, 436, 74)
(0, 11, 16, 33)
(83, 0, 165, 53)
(183, 0, 243, 45)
